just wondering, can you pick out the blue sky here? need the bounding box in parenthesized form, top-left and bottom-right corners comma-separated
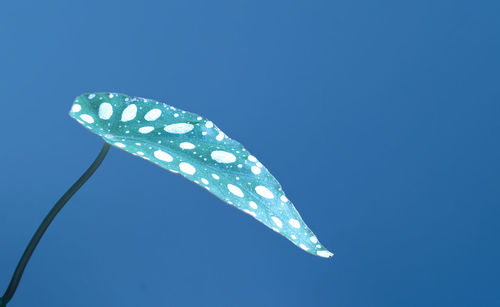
(0, 1, 499, 306)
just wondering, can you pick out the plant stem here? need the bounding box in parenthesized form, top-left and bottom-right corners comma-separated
(0, 142, 111, 306)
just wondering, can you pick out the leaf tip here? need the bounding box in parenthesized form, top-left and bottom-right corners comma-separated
(316, 249, 334, 259)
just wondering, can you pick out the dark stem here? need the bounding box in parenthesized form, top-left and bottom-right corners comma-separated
(1, 142, 111, 306)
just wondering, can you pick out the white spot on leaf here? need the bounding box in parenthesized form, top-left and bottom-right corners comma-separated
(121, 104, 137, 122)
(71, 104, 81, 112)
(154, 150, 173, 162)
(255, 186, 274, 199)
(179, 162, 196, 175)
(227, 184, 244, 197)
(144, 108, 162, 121)
(216, 131, 224, 141)
(164, 123, 194, 134)
(139, 126, 155, 134)
(289, 219, 300, 228)
(180, 142, 195, 149)
(98, 103, 113, 120)
(244, 209, 257, 217)
(249, 201, 258, 209)
(211, 151, 236, 163)
(272, 217, 283, 228)
(251, 166, 261, 175)
(80, 114, 94, 124)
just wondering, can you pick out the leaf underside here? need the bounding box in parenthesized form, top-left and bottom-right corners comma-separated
(69, 92, 333, 258)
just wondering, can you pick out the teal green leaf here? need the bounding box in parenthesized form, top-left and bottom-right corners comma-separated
(69, 92, 333, 258)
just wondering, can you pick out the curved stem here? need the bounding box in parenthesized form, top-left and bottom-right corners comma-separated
(1, 142, 111, 306)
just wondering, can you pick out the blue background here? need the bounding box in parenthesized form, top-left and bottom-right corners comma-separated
(0, 1, 499, 306)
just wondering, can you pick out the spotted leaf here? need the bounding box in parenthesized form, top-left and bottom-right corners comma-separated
(69, 93, 333, 258)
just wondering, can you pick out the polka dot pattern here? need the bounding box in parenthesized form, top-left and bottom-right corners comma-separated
(68, 92, 332, 258)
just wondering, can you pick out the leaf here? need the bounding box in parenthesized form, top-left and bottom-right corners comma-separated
(69, 92, 333, 258)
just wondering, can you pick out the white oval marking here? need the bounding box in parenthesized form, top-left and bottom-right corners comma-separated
(154, 150, 173, 162)
(201, 178, 209, 185)
(144, 108, 162, 121)
(138, 126, 155, 134)
(244, 209, 256, 217)
(280, 195, 289, 202)
(251, 166, 261, 175)
(249, 201, 258, 209)
(212, 174, 220, 180)
(179, 142, 195, 149)
(248, 155, 257, 162)
(205, 121, 214, 128)
(227, 184, 244, 197)
(211, 151, 236, 163)
(71, 104, 81, 112)
(216, 131, 224, 141)
(289, 218, 301, 228)
(121, 104, 137, 122)
(98, 103, 113, 120)
(271, 217, 283, 228)
(310, 236, 318, 244)
(164, 123, 194, 134)
(80, 114, 94, 124)
(179, 162, 196, 175)
(255, 186, 274, 199)
(114, 142, 126, 148)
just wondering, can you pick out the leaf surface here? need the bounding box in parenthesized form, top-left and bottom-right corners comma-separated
(69, 93, 333, 258)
